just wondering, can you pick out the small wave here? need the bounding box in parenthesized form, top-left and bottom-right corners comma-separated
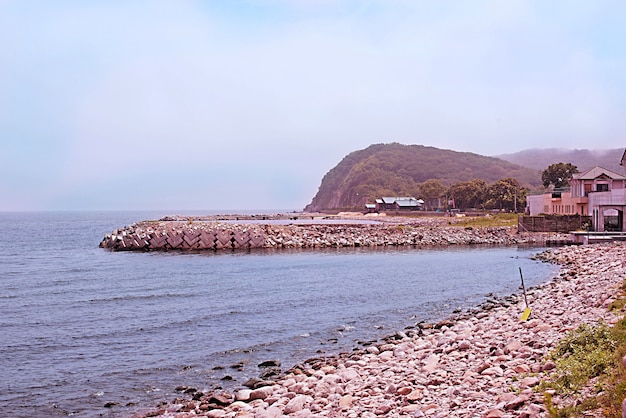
(337, 325, 355, 332)
(85, 292, 196, 304)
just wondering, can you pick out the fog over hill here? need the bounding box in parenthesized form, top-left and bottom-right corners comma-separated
(496, 148, 625, 173)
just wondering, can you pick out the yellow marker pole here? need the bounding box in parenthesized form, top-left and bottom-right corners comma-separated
(519, 267, 531, 321)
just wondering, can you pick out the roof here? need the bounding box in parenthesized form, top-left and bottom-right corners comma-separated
(572, 166, 626, 181)
(396, 200, 420, 208)
(379, 197, 423, 207)
(375, 197, 424, 208)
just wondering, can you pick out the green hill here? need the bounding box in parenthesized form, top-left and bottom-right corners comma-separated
(304, 143, 542, 212)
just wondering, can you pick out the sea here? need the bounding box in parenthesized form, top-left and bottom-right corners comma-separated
(0, 211, 560, 417)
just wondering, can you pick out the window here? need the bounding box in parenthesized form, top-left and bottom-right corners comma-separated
(596, 184, 609, 192)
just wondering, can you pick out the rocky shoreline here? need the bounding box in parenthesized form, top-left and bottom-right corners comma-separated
(100, 215, 567, 251)
(129, 242, 626, 418)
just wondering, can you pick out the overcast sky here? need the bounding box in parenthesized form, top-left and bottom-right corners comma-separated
(2, 1, 626, 211)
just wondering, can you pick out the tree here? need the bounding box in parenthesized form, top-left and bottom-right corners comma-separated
(418, 179, 447, 210)
(447, 180, 487, 210)
(485, 178, 527, 212)
(542, 163, 579, 189)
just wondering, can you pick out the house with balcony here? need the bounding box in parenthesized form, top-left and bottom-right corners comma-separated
(526, 149, 626, 231)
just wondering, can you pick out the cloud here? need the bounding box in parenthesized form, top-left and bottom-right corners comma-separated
(2, 0, 626, 210)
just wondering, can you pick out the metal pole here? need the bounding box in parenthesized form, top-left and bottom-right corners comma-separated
(519, 267, 528, 308)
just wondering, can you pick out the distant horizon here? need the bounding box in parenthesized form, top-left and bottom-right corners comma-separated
(2, 143, 624, 212)
(0, 208, 302, 214)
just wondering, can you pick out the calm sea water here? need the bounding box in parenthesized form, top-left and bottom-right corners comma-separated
(0, 211, 559, 418)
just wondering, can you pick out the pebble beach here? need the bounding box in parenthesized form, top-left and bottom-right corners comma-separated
(130, 241, 626, 418)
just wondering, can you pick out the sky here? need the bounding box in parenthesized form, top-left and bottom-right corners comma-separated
(1, 0, 626, 211)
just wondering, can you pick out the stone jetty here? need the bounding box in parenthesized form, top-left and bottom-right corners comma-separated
(130, 242, 626, 418)
(100, 215, 564, 251)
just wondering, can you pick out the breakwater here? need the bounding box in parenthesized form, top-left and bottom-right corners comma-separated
(99, 217, 562, 251)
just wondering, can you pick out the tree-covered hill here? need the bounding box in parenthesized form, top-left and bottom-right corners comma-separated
(304, 143, 542, 212)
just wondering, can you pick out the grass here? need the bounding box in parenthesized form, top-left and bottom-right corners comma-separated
(449, 213, 519, 228)
(540, 278, 626, 417)
(392, 212, 520, 227)
(545, 322, 616, 392)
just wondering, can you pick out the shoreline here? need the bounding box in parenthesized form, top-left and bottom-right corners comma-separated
(131, 242, 626, 417)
